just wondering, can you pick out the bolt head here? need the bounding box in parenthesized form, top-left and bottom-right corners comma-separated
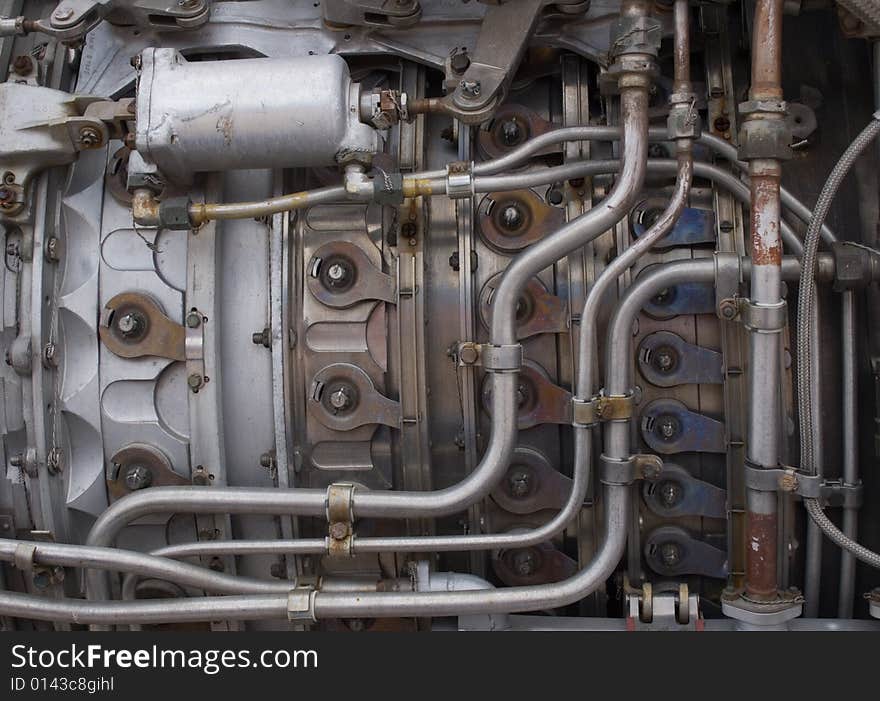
(78, 126, 102, 147)
(658, 480, 683, 507)
(117, 311, 145, 338)
(187, 373, 204, 391)
(124, 464, 152, 491)
(659, 542, 682, 568)
(459, 344, 479, 364)
(329, 386, 352, 411)
(53, 7, 74, 20)
(329, 522, 349, 540)
(507, 467, 532, 498)
(510, 549, 538, 577)
(185, 311, 202, 328)
(499, 204, 524, 231)
(459, 79, 481, 98)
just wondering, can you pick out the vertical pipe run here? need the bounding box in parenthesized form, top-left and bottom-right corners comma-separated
(744, 0, 785, 602)
(838, 291, 859, 617)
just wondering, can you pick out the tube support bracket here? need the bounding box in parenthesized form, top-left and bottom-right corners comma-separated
(745, 463, 864, 508)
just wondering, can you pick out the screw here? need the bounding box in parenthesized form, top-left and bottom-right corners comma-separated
(252, 327, 270, 348)
(259, 452, 275, 469)
(547, 188, 564, 206)
(507, 467, 532, 498)
(653, 347, 676, 373)
(658, 417, 678, 440)
(499, 204, 524, 231)
(185, 311, 202, 328)
(658, 480, 683, 508)
(53, 7, 74, 20)
(510, 549, 538, 577)
(124, 464, 153, 491)
(78, 126, 102, 148)
(329, 386, 353, 411)
(327, 263, 347, 283)
(329, 522, 349, 540)
(459, 79, 481, 98)
(515, 383, 528, 408)
(187, 373, 204, 391)
(500, 119, 522, 146)
(659, 542, 682, 568)
(713, 116, 731, 133)
(12, 55, 32, 76)
(10, 454, 23, 468)
(117, 311, 145, 338)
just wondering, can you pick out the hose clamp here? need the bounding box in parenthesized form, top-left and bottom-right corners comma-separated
(741, 299, 787, 333)
(600, 453, 663, 486)
(446, 161, 474, 200)
(573, 391, 635, 427)
(326, 483, 355, 558)
(12, 543, 36, 572)
(744, 461, 863, 508)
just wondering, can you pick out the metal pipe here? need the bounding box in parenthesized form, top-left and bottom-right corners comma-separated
(743, 0, 786, 602)
(0, 540, 294, 596)
(838, 290, 859, 616)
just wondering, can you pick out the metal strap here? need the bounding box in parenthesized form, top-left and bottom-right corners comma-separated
(326, 483, 355, 558)
(12, 543, 36, 572)
(741, 299, 787, 333)
(744, 463, 863, 508)
(446, 161, 474, 199)
(600, 453, 663, 486)
(287, 587, 317, 622)
(480, 343, 523, 372)
(572, 391, 635, 427)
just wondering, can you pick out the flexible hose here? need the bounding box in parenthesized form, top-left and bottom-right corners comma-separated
(797, 112, 880, 569)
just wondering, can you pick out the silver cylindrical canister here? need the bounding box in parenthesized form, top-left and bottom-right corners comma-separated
(134, 49, 378, 181)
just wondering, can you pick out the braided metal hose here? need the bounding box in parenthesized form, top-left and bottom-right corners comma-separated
(797, 112, 880, 569)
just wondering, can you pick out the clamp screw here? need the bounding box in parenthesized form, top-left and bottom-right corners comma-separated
(659, 542, 682, 568)
(507, 467, 532, 498)
(653, 347, 676, 373)
(187, 373, 204, 392)
(657, 417, 679, 440)
(185, 311, 202, 328)
(500, 119, 523, 146)
(124, 464, 153, 491)
(252, 327, 270, 348)
(458, 344, 479, 365)
(329, 386, 353, 411)
(117, 311, 146, 338)
(329, 522, 349, 541)
(53, 7, 74, 20)
(510, 549, 538, 577)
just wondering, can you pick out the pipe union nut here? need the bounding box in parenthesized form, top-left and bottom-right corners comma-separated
(737, 118, 793, 161)
(667, 104, 702, 140)
(158, 197, 193, 230)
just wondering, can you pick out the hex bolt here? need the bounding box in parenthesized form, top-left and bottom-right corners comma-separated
(510, 549, 538, 577)
(500, 204, 524, 231)
(116, 311, 145, 338)
(10, 454, 23, 468)
(185, 311, 202, 328)
(719, 298, 738, 320)
(507, 467, 532, 499)
(450, 51, 470, 74)
(53, 7, 74, 21)
(658, 480, 683, 508)
(515, 383, 528, 408)
(32, 569, 52, 590)
(659, 542, 682, 568)
(78, 126, 102, 148)
(259, 452, 275, 469)
(187, 373, 204, 392)
(459, 79, 481, 98)
(500, 119, 522, 146)
(458, 344, 479, 365)
(124, 464, 153, 491)
(329, 386, 353, 411)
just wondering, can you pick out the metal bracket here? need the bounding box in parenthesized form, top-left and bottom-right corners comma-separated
(287, 587, 317, 622)
(308, 363, 401, 431)
(638, 331, 723, 387)
(741, 298, 787, 333)
(307, 241, 396, 309)
(456, 342, 522, 372)
(744, 463, 864, 508)
(12, 543, 36, 572)
(446, 161, 475, 199)
(326, 483, 355, 558)
(640, 398, 726, 455)
(480, 275, 568, 339)
(572, 391, 635, 427)
(599, 453, 662, 486)
(98, 292, 190, 361)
